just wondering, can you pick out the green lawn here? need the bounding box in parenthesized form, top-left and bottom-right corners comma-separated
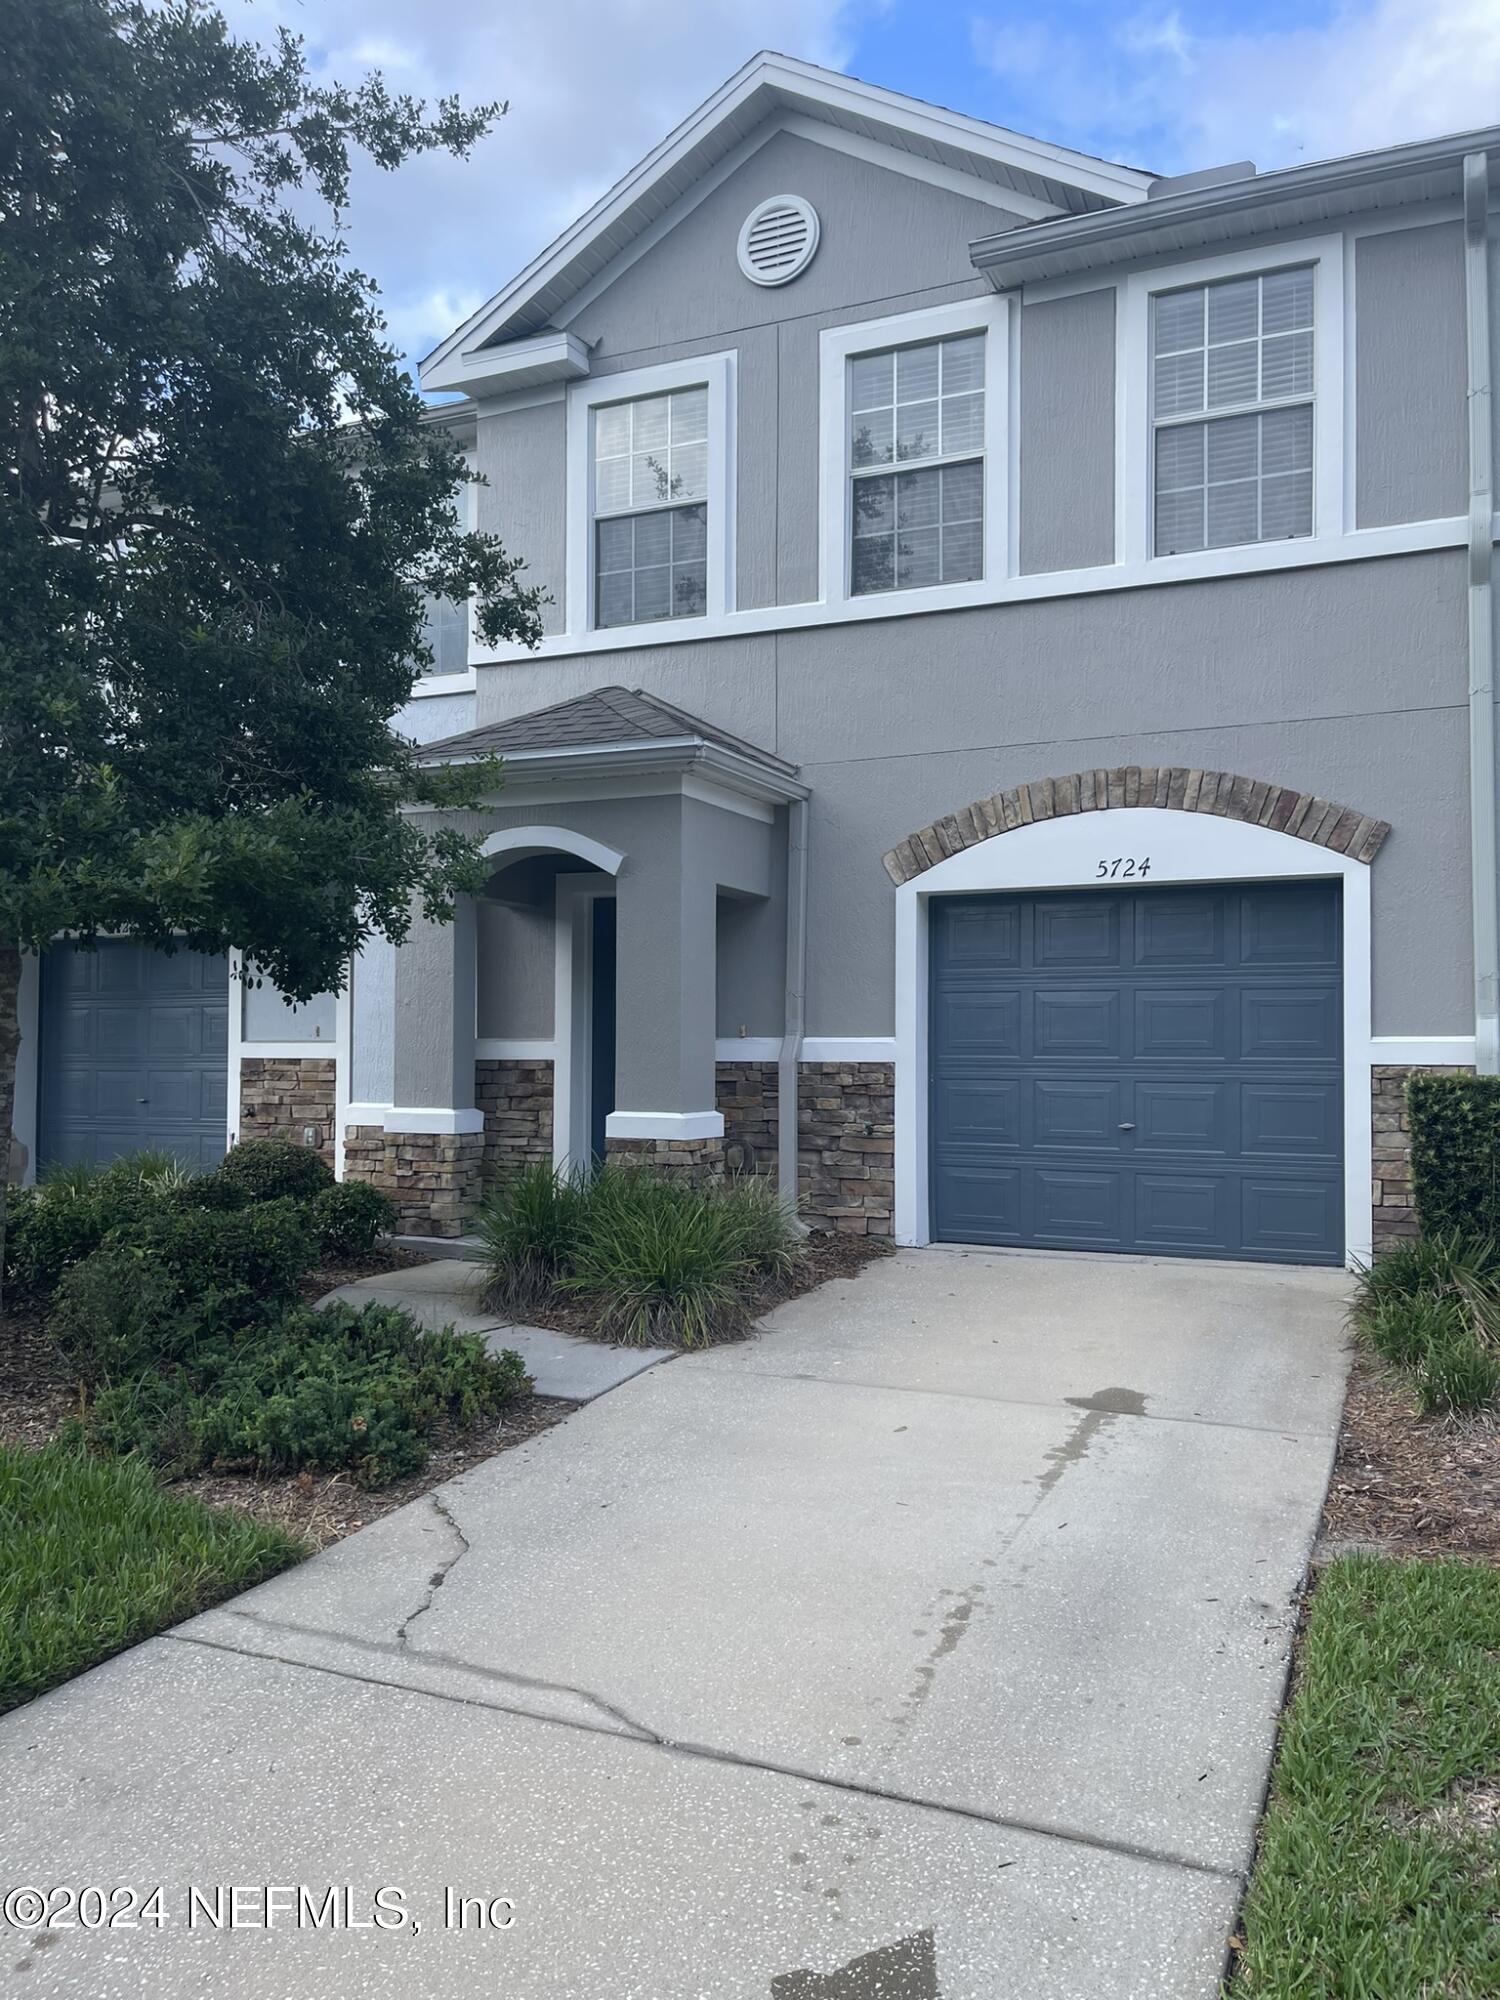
(0, 1443, 305, 1715)
(1230, 1553, 1500, 1998)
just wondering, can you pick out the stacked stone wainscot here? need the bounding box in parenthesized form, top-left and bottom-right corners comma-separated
(237, 1056, 336, 1169)
(1371, 1064, 1475, 1254)
(342, 1127, 485, 1239)
(476, 1058, 553, 1182)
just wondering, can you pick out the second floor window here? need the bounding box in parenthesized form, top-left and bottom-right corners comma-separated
(593, 386, 709, 628)
(848, 333, 985, 596)
(1152, 267, 1314, 557)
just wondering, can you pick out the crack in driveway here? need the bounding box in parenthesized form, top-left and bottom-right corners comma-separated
(396, 1488, 470, 1649)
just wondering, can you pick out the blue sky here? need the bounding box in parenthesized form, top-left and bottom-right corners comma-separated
(225, 0, 1500, 371)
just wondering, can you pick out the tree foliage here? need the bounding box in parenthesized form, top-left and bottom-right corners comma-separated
(0, 0, 539, 1010)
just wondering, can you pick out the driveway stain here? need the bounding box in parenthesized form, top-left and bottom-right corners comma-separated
(772, 1927, 939, 1997)
(1038, 1386, 1148, 1496)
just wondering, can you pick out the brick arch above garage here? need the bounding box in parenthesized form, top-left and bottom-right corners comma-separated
(882, 767, 1392, 886)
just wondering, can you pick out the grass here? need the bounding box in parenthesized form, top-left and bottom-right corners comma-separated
(1229, 1554, 1500, 1998)
(0, 1443, 305, 1715)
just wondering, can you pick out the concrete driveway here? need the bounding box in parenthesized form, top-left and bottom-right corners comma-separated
(0, 1248, 1348, 1999)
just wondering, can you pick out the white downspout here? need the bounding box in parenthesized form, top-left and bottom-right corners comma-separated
(778, 797, 809, 1224)
(1464, 151, 1498, 1073)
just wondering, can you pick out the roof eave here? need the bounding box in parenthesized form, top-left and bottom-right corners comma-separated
(414, 737, 809, 805)
(969, 126, 1500, 287)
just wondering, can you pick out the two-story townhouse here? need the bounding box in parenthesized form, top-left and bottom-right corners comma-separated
(19, 52, 1498, 1275)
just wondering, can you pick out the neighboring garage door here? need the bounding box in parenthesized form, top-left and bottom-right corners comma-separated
(38, 942, 229, 1173)
(929, 881, 1343, 1265)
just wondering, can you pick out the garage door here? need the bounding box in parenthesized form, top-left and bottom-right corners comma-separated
(929, 881, 1343, 1265)
(38, 942, 229, 1173)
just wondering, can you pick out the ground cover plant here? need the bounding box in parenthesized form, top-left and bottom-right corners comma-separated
(1229, 1553, 1500, 1998)
(0, 1442, 304, 1714)
(1350, 1234, 1500, 1412)
(476, 1161, 801, 1347)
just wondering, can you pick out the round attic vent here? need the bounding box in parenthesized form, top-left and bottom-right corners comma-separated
(737, 195, 820, 287)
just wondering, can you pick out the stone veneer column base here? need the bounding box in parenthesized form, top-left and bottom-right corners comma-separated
(717, 1062, 779, 1176)
(1371, 1063, 1475, 1254)
(238, 1056, 336, 1168)
(476, 1058, 554, 1181)
(798, 1062, 895, 1236)
(343, 1125, 485, 1238)
(604, 1134, 725, 1180)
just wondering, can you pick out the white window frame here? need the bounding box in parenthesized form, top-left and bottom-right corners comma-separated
(818, 296, 1009, 614)
(1117, 236, 1346, 568)
(565, 352, 737, 639)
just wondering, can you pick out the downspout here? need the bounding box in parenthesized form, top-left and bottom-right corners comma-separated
(1463, 151, 1498, 1072)
(778, 797, 809, 1225)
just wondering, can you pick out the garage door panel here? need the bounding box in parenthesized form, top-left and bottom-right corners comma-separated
(39, 943, 229, 1176)
(1241, 1082, 1340, 1159)
(930, 884, 1343, 1265)
(1239, 985, 1340, 1062)
(1238, 885, 1340, 967)
(1134, 1081, 1229, 1153)
(933, 988, 1023, 1058)
(1133, 894, 1227, 967)
(1134, 987, 1228, 1059)
(933, 1077, 1020, 1144)
(1034, 988, 1121, 1057)
(936, 900, 1021, 967)
(1033, 1079, 1123, 1149)
(1134, 1173, 1231, 1251)
(1034, 898, 1120, 967)
(1033, 1169, 1126, 1245)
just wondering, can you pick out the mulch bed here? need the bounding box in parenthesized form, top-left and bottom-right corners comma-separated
(1318, 1345, 1500, 1566)
(500, 1228, 895, 1343)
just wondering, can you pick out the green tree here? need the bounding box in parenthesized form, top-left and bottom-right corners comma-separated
(0, 0, 540, 1286)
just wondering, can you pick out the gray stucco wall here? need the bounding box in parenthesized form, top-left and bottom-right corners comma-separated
(477, 399, 568, 635)
(1356, 222, 1468, 529)
(1019, 288, 1116, 573)
(350, 937, 395, 1108)
(474, 548, 1471, 1041)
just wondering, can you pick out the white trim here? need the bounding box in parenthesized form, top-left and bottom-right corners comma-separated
(381, 1106, 486, 1135)
(407, 669, 477, 699)
(817, 296, 1009, 613)
(423, 328, 590, 400)
(1116, 234, 1345, 566)
(476, 1037, 557, 1061)
(605, 1109, 725, 1140)
(680, 775, 775, 823)
(480, 824, 625, 875)
(892, 806, 1375, 1270)
(420, 52, 1147, 380)
(553, 874, 618, 1173)
(565, 351, 737, 639)
(346, 1099, 393, 1124)
(737, 193, 821, 287)
(803, 1036, 899, 1062)
(234, 1038, 335, 1060)
(776, 114, 1062, 221)
(333, 976, 352, 1181)
(475, 507, 1480, 668)
(1370, 1035, 1476, 1064)
(717, 1036, 781, 1061)
(226, 949, 245, 1152)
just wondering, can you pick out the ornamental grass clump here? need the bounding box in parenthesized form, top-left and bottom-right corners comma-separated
(1350, 1233, 1500, 1413)
(474, 1161, 588, 1311)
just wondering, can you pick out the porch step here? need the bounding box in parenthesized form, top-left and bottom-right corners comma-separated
(383, 1232, 485, 1263)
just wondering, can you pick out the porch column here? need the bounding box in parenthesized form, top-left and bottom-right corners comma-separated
(344, 896, 484, 1238)
(607, 816, 723, 1176)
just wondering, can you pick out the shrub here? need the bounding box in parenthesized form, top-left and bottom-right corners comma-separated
(211, 1137, 334, 1206)
(4, 1160, 163, 1298)
(708, 1172, 800, 1280)
(1408, 1073, 1500, 1238)
(310, 1180, 396, 1261)
(50, 1199, 315, 1383)
(1350, 1232, 1500, 1412)
(474, 1161, 586, 1310)
(561, 1166, 798, 1348)
(73, 1303, 530, 1488)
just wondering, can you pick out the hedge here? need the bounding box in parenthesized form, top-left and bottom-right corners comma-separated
(1408, 1072, 1500, 1238)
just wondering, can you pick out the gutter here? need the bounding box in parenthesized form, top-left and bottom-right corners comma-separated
(778, 798, 809, 1225)
(1464, 152, 1498, 1073)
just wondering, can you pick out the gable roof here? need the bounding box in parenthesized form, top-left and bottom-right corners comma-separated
(420, 52, 1150, 396)
(414, 684, 804, 798)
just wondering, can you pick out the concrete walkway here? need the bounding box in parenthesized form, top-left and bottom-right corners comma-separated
(0, 1249, 1349, 1999)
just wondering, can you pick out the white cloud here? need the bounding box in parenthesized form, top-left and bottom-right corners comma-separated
(222, 0, 869, 370)
(972, 0, 1500, 175)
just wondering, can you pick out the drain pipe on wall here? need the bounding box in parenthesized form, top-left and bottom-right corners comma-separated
(778, 797, 809, 1225)
(1464, 150, 1498, 1073)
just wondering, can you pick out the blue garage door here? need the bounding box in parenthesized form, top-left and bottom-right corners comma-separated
(38, 942, 229, 1173)
(929, 882, 1343, 1265)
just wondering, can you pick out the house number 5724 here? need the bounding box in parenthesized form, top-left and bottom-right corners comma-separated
(1096, 857, 1151, 878)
